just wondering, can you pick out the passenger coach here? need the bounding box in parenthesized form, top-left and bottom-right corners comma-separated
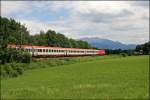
(7, 44, 105, 57)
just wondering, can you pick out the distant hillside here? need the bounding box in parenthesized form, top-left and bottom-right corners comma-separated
(81, 37, 136, 50)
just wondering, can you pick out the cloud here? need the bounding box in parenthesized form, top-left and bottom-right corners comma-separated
(131, 1, 149, 7)
(1, 1, 149, 44)
(1, 1, 30, 16)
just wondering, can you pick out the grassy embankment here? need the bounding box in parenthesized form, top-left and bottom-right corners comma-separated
(1, 55, 149, 99)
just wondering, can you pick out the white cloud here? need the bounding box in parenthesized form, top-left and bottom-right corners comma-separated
(1, 1, 30, 16)
(1, 1, 149, 44)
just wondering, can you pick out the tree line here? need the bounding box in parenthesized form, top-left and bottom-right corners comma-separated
(135, 41, 150, 55)
(0, 16, 92, 49)
(104, 41, 150, 55)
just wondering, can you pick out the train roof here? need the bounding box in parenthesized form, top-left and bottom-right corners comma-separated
(7, 44, 100, 51)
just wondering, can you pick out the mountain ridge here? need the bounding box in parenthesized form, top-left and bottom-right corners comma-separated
(80, 37, 136, 50)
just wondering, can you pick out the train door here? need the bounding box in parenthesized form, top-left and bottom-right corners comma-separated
(65, 50, 67, 56)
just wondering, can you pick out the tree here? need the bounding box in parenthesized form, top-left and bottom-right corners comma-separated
(135, 41, 150, 55)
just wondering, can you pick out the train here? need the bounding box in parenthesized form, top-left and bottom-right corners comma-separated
(7, 44, 105, 57)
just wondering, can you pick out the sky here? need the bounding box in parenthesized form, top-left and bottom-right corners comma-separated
(1, 1, 149, 44)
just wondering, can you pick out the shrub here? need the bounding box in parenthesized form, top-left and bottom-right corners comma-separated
(3, 64, 18, 77)
(0, 63, 25, 78)
(10, 63, 24, 75)
(22, 52, 32, 63)
(0, 48, 32, 64)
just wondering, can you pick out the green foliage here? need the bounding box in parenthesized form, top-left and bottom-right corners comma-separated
(0, 63, 24, 78)
(22, 52, 32, 63)
(0, 17, 32, 64)
(135, 41, 150, 55)
(30, 29, 92, 49)
(0, 17, 30, 45)
(0, 48, 32, 64)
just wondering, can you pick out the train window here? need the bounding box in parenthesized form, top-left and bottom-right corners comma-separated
(54, 50, 56, 52)
(49, 49, 51, 52)
(43, 49, 45, 52)
(46, 49, 48, 52)
(26, 49, 28, 52)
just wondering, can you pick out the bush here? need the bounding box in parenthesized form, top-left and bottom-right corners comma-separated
(0, 63, 25, 78)
(0, 48, 32, 64)
(21, 52, 32, 63)
(4, 64, 18, 77)
(10, 63, 24, 75)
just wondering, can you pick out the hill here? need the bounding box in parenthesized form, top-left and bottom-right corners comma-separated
(81, 37, 136, 50)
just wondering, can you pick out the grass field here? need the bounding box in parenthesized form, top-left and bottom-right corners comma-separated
(1, 55, 149, 99)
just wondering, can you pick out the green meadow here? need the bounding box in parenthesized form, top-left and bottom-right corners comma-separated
(1, 55, 149, 99)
